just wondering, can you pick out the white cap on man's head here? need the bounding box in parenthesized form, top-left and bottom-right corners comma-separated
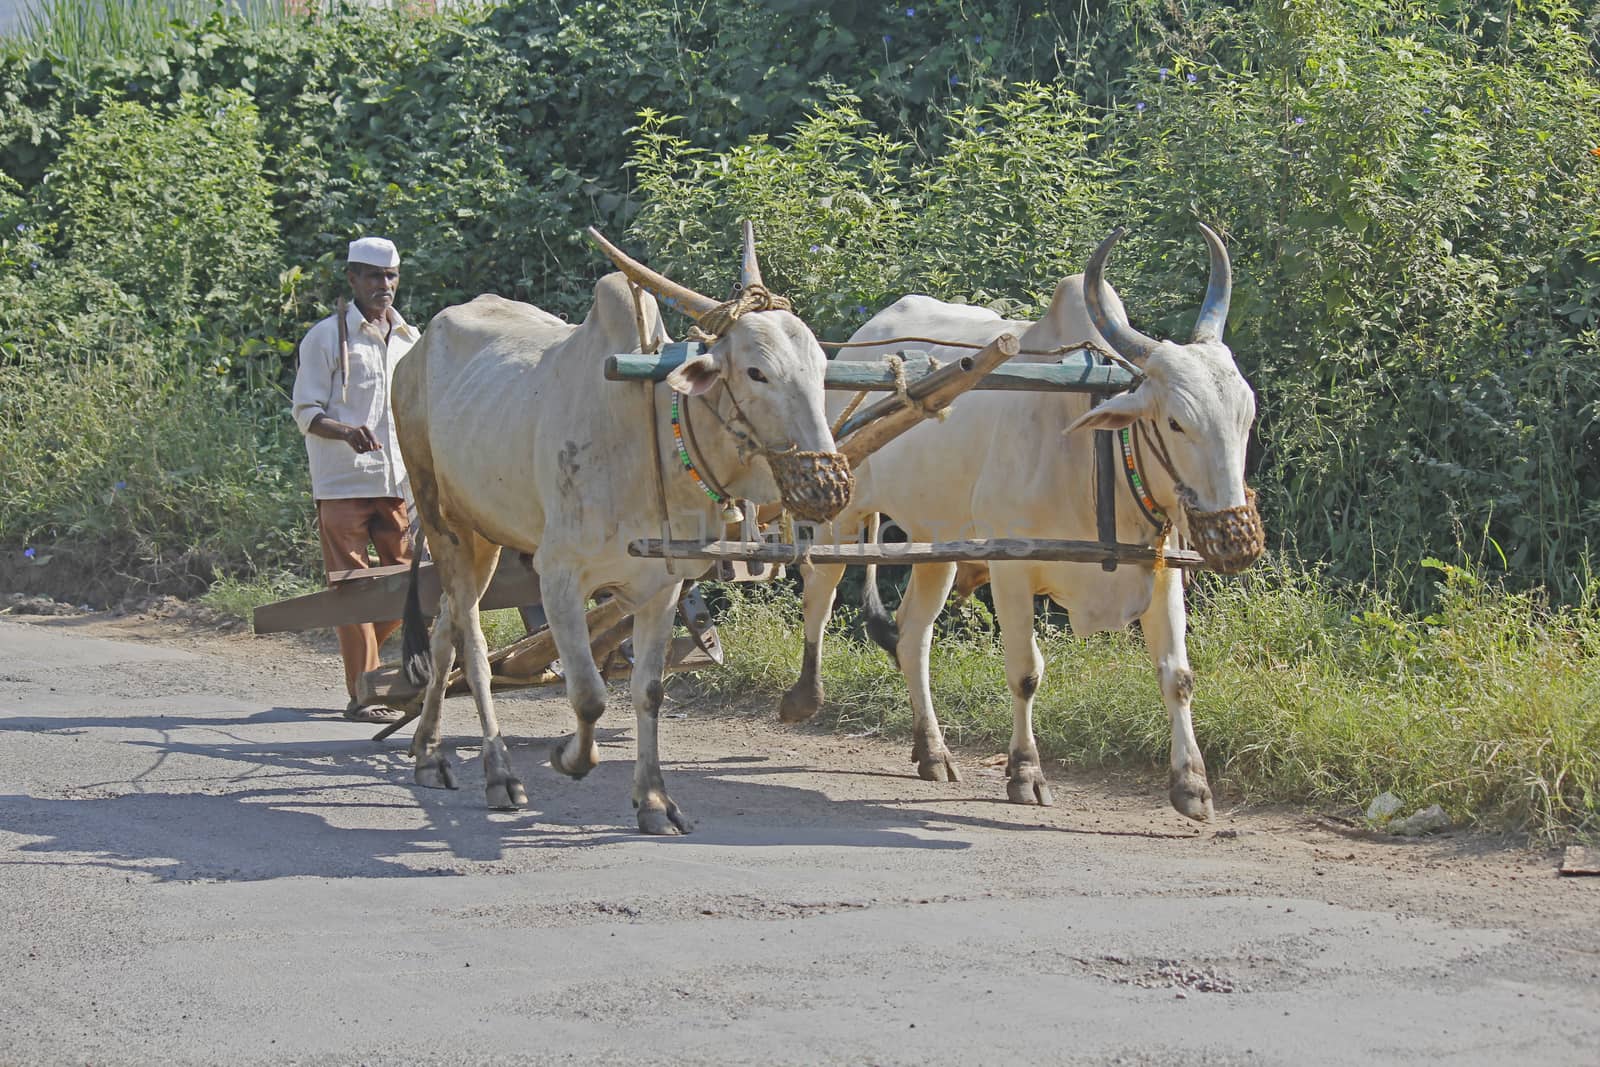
(348, 236, 400, 268)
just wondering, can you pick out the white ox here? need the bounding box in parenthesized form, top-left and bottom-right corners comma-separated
(780, 226, 1262, 820)
(394, 227, 849, 832)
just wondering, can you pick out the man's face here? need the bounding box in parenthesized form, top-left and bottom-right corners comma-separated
(348, 263, 400, 315)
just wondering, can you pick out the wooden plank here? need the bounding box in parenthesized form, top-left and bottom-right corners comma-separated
(628, 537, 1206, 569)
(606, 347, 1136, 396)
(252, 554, 543, 635)
(1559, 846, 1600, 876)
(327, 562, 412, 585)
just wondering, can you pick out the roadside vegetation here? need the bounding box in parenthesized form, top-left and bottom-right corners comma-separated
(2, 0, 1596, 835)
(703, 561, 1600, 840)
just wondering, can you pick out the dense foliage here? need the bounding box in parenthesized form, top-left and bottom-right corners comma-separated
(635, 0, 1600, 600)
(0, 0, 1596, 606)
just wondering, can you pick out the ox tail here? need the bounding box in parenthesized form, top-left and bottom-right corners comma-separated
(401, 553, 433, 687)
(859, 513, 900, 667)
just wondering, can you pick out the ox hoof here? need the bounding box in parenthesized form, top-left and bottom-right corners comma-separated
(487, 777, 528, 811)
(1006, 773, 1054, 807)
(1170, 770, 1214, 822)
(415, 755, 457, 791)
(778, 684, 823, 724)
(635, 799, 693, 836)
(550, 736, 600, 780)
(914, 750, 962, 783)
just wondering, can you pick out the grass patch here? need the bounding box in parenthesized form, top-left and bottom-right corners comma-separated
(700, 562, 1600, 841)
(200, 570, 320, 622)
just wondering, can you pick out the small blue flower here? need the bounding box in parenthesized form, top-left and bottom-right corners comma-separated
(905, 6, 915, 15)
(855, 306, 869, 315)
(809, 245, 821, 253)
(23, 547, 35, 559)
(1421, 107, 1433, 115)
(974, 35, 982, 44)
(29, 261, 39, 271)
(1135, 102, 1146, 113)
(115, 480, 127, 491)
(1186, 72, 1198, 83)
(1293, 116, 1305, 125)
(13, 223, 23, 234)
(1159, 67, 1169, 81)
(977, 125, 986, 133)
(882, 34, 891, 44)
(949, 74, 960, 86)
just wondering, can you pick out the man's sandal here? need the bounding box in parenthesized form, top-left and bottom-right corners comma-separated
(344, 699, 404, 724)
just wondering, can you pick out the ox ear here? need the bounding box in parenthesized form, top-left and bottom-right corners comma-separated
(1062, 389, 1150, 435)
(665, 351, 724, 396)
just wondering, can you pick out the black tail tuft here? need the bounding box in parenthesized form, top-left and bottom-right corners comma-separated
(401, 554, 433, 687)
(859, 515, 900, 667)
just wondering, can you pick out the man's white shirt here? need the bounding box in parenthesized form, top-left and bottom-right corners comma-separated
(291, 301, 418, 500)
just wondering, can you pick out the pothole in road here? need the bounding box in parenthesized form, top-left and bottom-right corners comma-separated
(1077, 955, 1274, 995)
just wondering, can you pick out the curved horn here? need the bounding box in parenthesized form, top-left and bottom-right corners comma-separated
(1084, 226, 1162, 366)
(1190, 222, 1232, 344)
(586, 226, 719, 323)
(739, 219, 764, 290)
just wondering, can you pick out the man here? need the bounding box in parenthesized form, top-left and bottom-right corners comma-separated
(292, 237, 419, 723)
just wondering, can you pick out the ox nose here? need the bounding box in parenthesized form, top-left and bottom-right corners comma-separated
(768, 449, 854, 523)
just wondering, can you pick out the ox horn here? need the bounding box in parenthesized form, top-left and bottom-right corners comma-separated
(1084, 226, 1162, 367)
(586, 226, 720, 324)
(1190, 222, 1233, 344)
(739, 219, 764, 290)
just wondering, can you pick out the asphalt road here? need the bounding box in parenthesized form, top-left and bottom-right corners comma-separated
(1, 611, 1596, 1065)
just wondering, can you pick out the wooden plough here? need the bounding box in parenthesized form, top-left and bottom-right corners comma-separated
(255, 330, 1197, 736)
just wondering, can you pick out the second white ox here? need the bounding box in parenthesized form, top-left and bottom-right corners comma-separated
(780, 226, 1263, 821)
(394, 227, 849, 831)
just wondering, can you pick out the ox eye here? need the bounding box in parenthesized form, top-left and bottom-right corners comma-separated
(747, 367, 769, 383)
(1168, 417, 1185, 434)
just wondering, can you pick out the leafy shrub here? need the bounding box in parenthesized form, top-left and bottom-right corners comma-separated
(631, 84, 1117, 339)
(634, 2, 1600, 600)
(0, 91, 310, 598)
(41, 89, 280, 325)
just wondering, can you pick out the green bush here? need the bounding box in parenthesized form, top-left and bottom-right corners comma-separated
(42, 89, 280, 324)
(631, 83, 1119, 339)
(0, 91, 311, 598)
(633, 1, 1600, 600)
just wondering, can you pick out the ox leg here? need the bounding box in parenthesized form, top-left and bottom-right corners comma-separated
(630, 583, 692, 835)
(898, 563, 961, 783)
(410, 589, 458, 790)
(449, 541, 526, 811)
(544, 568, 609, 780)
(779, 561, 845, 724)
(991, 567, 1053, 806)
(1142, 566, 1213, 821)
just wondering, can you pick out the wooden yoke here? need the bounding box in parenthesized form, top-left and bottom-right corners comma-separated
(836, 332, 1020, 467)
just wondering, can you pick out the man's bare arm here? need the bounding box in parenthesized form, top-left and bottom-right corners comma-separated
(308, 414, 382, 454)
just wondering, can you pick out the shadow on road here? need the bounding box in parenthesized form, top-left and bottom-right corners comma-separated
(0, 701, 989, 884)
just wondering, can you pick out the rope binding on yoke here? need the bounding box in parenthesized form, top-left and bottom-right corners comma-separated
(685, 283, 793, 343)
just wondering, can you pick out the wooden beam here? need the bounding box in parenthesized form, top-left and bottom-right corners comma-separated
(837, 334, 1021, 464)
(252, 554, 543, 635)
(628, 537, 1206, 569)
(606, 347, 1136, 396)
